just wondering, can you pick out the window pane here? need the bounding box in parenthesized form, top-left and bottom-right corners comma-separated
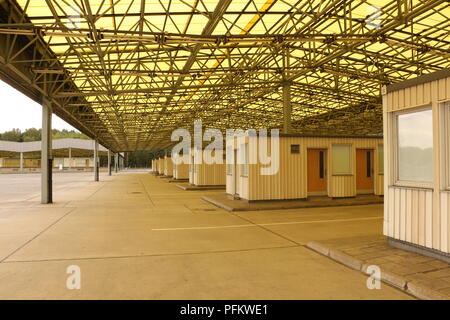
(398, 109, 433, 183)
(332, 144, 352, 175)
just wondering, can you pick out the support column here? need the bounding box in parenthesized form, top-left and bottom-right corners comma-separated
(108, 150, 112, 176)
(115, 153, 119, 173)
(94, 140, 99, 181)
(68, 147, 72, 170)
(41, 99, 53, 204)
(19, 152, 23, 172)
(282, 81, 292, 134)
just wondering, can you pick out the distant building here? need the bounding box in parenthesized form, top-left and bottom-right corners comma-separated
(0, 138, 109, 172)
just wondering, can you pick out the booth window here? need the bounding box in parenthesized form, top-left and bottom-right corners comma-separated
(396, 109, 433, 184)
(319, 150, 325, 179)
(332, 144, 352, 175)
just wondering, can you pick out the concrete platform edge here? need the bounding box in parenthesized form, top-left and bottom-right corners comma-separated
(306, 241, 450, 300)
(201, 196, 235, 212)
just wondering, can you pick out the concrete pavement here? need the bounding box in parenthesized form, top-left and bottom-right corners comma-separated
(0, 172, 413, 299)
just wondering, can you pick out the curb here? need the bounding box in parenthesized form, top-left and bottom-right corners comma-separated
(362, 264, 407, 290)
(177, 185, 226, 191)
(200, 199, 383, 212)
(329, 249, 362, 270)
(202, 196, 235, 212)
(167, 179, 189, 183)
(306, 241, 330, 256)
(306, 241, 450, 300)
(406, 281, 450, 300)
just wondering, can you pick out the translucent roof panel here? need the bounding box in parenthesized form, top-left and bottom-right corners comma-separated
(0, 0, 446, 151)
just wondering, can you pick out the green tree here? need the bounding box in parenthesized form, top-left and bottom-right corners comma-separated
(0, 128, 90, 142)
(0, 128, 22, 142)
(22, 128, 41, 141)
(52, 129, 89, 140)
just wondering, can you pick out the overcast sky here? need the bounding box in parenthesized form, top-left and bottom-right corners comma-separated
(0, 80, 78, 132)
(398, 110, 433, 149)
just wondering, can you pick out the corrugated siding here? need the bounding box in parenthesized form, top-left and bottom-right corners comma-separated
(158, 158, 164, 174)
(440, 192, 450, 253)
(174, 163, 189, 179)
(376, 174, 384, 195)
(231, 136, 383, 201)
(386, 187, 433, 248)
(196, 163, 226, 186)
(384, 75, 450, 254)
(164, 157, 173, 176)
(330, 176, 355, 198)
(249, 137, 306, 201)
(387, 77, 450, 112)
(190, 148, 226, 186)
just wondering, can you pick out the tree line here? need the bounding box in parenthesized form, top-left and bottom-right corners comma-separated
(0, 128, 89, 142)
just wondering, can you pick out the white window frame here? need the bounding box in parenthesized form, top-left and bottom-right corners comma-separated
(443, 102, 450, 190)
(393, 105, 433, 189)
(240, 143, 249, 177)
(226, 146, 233, 176)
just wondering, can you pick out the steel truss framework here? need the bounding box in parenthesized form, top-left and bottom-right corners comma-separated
(0, 0, 449, 151)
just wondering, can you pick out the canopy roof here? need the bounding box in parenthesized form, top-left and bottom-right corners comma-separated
(0, 0, 449, 151)
(0, 138, 108, 157)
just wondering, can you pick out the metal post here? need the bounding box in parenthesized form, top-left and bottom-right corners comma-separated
(19, 152, 23, 172)
(108, 150, 112, 176)
(68, 147, 72, 170)
(115, 153, 119, 173)
(94, 140, 99, 181)
(282, 81, 292, 134)
(41, 99, 53, 204)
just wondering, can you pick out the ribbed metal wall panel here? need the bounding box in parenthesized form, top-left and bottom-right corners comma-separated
(174, 163, 189, 179)
(227, 136, 383, 201)
(384, 74, 450, 254)
(164, 157, 173, 176)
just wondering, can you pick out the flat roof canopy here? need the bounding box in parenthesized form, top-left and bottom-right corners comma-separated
(0, 0, 449, 151)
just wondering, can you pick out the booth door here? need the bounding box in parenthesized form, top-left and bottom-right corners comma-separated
(307, 149, 327, 195)
(356, 149, 374, 194)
